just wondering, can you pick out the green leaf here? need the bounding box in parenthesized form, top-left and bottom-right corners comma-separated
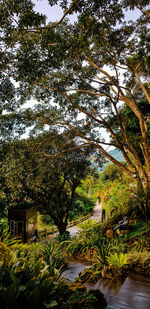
(40, 277, 54, 299)
(26, 278, 38, 290)
(33, 258, 43, 276)
(27, 287, 40, 308)
(43, 300, 58, 308)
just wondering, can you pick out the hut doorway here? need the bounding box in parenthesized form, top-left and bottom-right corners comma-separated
(9, 220, 25, 240)
(16, 221, 24, 238)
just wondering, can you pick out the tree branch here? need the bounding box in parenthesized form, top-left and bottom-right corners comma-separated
(18, 3, 73, 33)
(135, 71, 150, 105)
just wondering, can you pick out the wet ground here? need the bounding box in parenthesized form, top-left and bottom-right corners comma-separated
(62, 260, 150, 309)
(86, 273, 150, 309)
(61, 259, 90, 283)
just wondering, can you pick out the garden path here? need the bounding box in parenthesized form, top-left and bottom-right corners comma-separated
(66, 202, 103, 237)
(42, 202, 103, 241)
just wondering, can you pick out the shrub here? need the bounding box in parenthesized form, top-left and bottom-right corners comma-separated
(95, 238, 110, 266)
(132, 235, 150, 252)
(128, 250, 150, 275)
(106, 253, 128, 271)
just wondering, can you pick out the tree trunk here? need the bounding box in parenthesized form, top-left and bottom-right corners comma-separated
(47, 210, 67, 236)
(140, 200, 149, 226)
(145, 196, 150, 225)
(56, 221, 67, 236)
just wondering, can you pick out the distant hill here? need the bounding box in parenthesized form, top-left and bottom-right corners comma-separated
(108, 149, 125, 162)
(100, 148, 125, 171)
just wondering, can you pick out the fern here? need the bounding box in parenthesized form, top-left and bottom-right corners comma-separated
(106, 252, 128, 269)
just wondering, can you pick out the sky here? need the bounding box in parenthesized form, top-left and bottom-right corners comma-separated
(33, 0, 141, 23)
(33, 0, 78, 23)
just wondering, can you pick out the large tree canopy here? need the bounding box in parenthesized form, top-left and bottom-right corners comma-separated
(0, 0, 150, 219)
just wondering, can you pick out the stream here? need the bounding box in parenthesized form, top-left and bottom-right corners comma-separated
(61, 260, 150, 309)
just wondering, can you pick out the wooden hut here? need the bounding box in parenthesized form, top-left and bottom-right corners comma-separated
(8, 205, 37, 242)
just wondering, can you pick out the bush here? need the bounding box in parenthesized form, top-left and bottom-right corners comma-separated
(101, 163, 123, 182)
(69, 197, 94, 221)
(128, 250, 150, 275)
(41, 214, 54, 225)
(58, 231, 71, 242)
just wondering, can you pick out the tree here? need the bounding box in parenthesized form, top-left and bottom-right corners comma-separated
(1, 133, 103, 235)
(0, 141, 37, 211)
(101, 163, 123, 183)
(81, 175, 95, 196)
(1, 0, 150, 220)
(33, 134, 98, 235)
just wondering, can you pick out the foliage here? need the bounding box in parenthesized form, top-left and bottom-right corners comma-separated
(132, 235, 150, 252)
(0, 234, 22, 266)
(117, 100, 150, 163)
(0, 235, 106, 308)
(61, 222, 102, 258)
(103, 180, 135, 215)
(106, 253, 128, 271)
(101, 163, 123, 182)
(80, 175, 95, 195)
(94, 163, 142, 223)
(128, 250, 150, 276)
(69, 196, 94, 221)
(78, 218, 98, 231)
(126, 220, 149, 239)
(95, 238, 110, 266)
(0, 0, 150, 221)
(61, 236, 87, 257)
(0, 214, 8, 238)
(37, 213, 54, 231)
(109, 239, 129, 255)
(58, 231, 71, 242)
(0, 141, 36, 209)
(77, 264, 103, 284)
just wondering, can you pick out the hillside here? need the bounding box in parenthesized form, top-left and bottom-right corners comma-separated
(108, 149, 125, 162)
(100, 149, 125, 171)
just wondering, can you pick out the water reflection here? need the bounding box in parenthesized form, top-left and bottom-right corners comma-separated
(85, 276, 126, 304)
